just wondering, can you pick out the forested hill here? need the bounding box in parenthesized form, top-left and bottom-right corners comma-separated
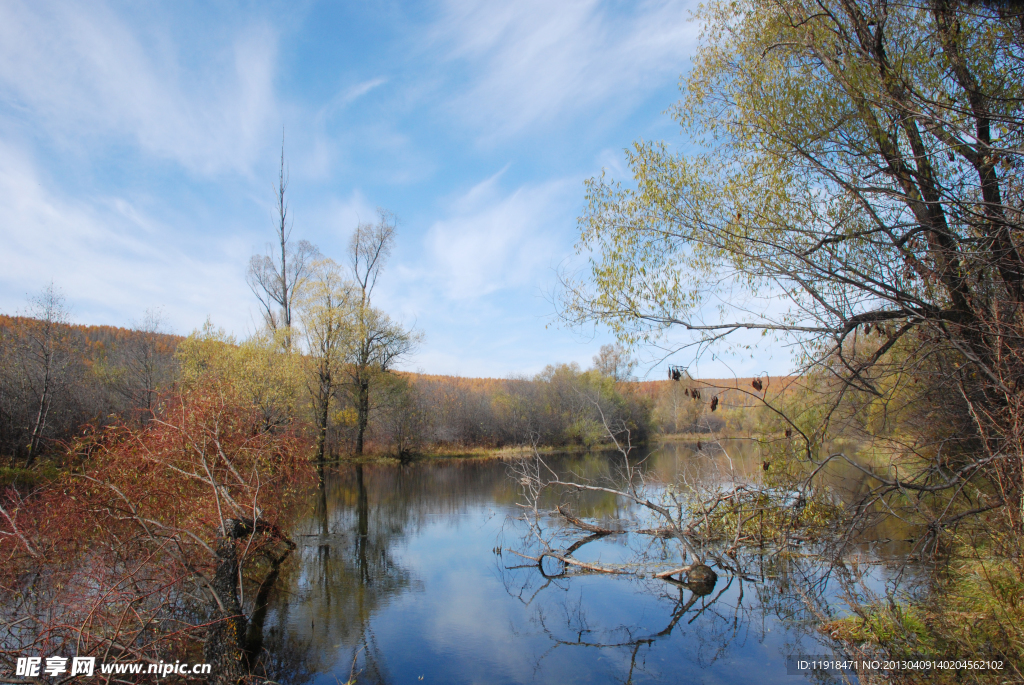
(634, 376, 801, 404)
(1, 313, 790, 464)
(0, 316, 180, 464)
(0, 315, 183, 354)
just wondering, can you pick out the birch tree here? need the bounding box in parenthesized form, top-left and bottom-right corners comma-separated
(16, 285, 77, 466)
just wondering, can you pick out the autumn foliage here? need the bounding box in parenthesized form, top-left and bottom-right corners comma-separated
(0, 380, 314, 678)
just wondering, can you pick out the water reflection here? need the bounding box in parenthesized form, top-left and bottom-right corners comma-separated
(260, 444, 910, 684)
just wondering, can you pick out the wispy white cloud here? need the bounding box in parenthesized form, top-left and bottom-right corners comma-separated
(418, 171, 574, 300)
(0, 141, 253, 334)
(0, 0, 750, 379)
(0, 0, 279, 175)
(299, 189, 379, 256)
(334, 77, 389, 110)
(429, 0, 698, 139)
(373, 170, 586, 376)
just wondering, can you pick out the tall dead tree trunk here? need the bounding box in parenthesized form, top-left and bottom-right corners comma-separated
(247, 139, 319, 347)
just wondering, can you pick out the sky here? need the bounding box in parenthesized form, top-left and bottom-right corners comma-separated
(0, 0, 789, 380)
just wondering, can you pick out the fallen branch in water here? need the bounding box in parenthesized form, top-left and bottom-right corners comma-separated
(654, 565, 694, 579)
(556, 505, 620, 535)
(504, 548, 630, 575)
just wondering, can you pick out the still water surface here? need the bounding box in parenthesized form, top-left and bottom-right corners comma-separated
(261, 442, 907, 684)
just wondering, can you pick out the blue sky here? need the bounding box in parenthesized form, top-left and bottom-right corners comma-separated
(0, 0, 785, 379)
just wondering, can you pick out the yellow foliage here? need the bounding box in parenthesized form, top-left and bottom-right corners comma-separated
(175, 321, 304, 427)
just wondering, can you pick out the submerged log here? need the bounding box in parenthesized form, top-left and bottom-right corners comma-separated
(556, 505, 619, 534)
(654, 563, 718, 596)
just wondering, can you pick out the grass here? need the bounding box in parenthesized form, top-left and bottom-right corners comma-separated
(0, 463, 61, 488)
(333, 442, 617, 464)
(823, 552, 1024, 684)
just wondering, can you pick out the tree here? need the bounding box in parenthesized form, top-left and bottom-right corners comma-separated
(347, 307, 418, 455)
(373, 373, 424, 458)
(9, 285, 78, 466)
(247, 144, 319, 346)
(101, 309, 176, 417)
(299, 258, 357, 462)
(345, 210, 418, 454)
(0, 382, 311, 684)
(562, 0, 1024, 533)
(592, 343, 638, 381)
(653, 375, 702, 434)
(176, 321, 303, 433)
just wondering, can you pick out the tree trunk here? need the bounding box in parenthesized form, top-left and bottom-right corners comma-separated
(314, 361, 331, 463)
(315, 386, 330, 464)
(243, 550, 290, 667)
(25, 373, 51, 467)
(355, 378, 369, 455)
(204, 529, 248, 685)
(356, 465, 369, 582)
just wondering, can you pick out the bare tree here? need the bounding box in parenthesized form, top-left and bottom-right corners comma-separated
(345, 209, 418, 454)
(105, 309, 176, 417)
(349, 209, 397, 312)
(592, 343, 637, 381)
(247, 142, 319, 347)
(17, 284, 76, 466)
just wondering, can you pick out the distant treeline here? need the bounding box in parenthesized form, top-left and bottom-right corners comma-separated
(1, 301, 789, 464)
(172, 328, 657, 458)
(0, 311, 179, 464)
(638, 375, 800, 436)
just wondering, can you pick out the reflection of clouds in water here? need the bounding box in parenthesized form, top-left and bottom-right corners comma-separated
(497, 549, 870, 684)
(406, 564, 541, 683)
(261, 455, 918, 684)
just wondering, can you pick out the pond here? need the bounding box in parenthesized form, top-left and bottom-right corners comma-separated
(259, 441, 916, 684)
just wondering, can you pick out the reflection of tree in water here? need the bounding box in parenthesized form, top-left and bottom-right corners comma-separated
(499, 550, 743, 683)
(260, 464, 414, 685)
(260, 459, 526, 684)
(253, 450, 898, 684)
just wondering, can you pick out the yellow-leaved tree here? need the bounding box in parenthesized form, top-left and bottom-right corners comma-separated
(562, 0, 1024, 539)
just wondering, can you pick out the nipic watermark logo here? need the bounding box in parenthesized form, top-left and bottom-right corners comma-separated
(15, 656, 212, 678)
(16, 657, 94, 677)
